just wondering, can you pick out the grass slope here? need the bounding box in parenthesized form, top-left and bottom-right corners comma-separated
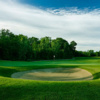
(0, 57, 100, 100)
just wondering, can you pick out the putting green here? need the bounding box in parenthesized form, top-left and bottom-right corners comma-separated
(11, 68, 93, 81)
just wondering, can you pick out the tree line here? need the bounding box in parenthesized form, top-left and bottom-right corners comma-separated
(75, 50, 100, 57)
(0, 29, 77, 61)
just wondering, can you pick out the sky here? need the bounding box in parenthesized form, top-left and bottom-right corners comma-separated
(0, 0, 100, 51)
(20, 0, 100, 9)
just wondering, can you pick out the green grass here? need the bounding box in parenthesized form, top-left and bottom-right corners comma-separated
(0, 57, 100, 100)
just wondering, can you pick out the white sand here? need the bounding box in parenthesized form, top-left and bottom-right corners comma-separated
(11, 68, 93, 81)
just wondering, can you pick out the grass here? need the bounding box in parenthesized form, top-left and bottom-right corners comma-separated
(0, 57, 100, 100)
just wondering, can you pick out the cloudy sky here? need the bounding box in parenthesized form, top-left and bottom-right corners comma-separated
(0, 0, 100, 51)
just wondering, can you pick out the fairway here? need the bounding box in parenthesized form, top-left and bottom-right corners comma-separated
(11, 68, 93, 81)
(0, 57, 100, 100)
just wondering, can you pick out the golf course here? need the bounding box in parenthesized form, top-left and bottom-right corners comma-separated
(0, 57, 100, 100)
(1, 0, 100, 99)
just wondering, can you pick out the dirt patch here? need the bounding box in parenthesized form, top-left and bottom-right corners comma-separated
(11, 68, 93, 81)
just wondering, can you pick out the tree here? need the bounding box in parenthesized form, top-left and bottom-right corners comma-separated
(70, 41, 77, 57)
(28, 37, 39, 60)
(51, 38, 73, 59)
(39, 37, 52, 59)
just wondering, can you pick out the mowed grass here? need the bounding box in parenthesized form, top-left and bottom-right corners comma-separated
(0, 57, 100, 100)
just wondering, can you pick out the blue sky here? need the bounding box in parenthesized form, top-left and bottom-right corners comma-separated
(0, 0, 100, 51)
(20, 0, 100, 9)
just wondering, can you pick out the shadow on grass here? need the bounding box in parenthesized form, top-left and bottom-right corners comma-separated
(0, 67, 19, 77)
(93, 72, 100, 79)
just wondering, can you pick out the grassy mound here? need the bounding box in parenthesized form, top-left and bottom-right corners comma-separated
(0, 57, 100, 100)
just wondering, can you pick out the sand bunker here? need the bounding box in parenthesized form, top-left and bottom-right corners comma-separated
(11, 68, 93, 81)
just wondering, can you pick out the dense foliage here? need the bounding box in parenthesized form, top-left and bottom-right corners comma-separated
(0, 29, 77, 61)
(75, 50, 100, 57)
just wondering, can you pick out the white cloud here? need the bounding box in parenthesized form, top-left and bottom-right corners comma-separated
(0, 0, 100, 51)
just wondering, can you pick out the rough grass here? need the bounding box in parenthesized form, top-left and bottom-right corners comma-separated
(0, 57, 100, 100)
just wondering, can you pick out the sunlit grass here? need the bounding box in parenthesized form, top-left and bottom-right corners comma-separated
(0, 57, 100, 100)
